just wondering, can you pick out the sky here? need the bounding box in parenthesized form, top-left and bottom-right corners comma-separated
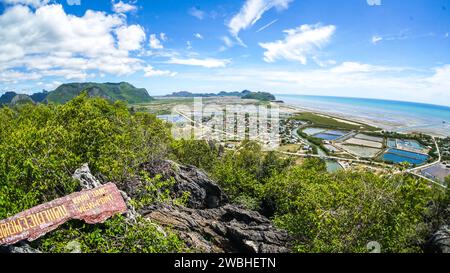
(0, 0, 449, 105)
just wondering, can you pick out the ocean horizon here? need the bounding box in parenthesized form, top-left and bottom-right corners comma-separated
(276, 94, 450, 137)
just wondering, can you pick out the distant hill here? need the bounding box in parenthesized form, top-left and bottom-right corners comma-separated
(11, 94, 34, 105)
(1, 82, 154, 106)
(241, 91, 276, 101)
(46, 82, 154, 104)
(0, 92, 35, 106)
(0, 92, 18, 105)
(165, 90, 276, 101)
(30, 91, 49, 103)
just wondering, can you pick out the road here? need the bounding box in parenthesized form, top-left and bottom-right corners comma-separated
(406, 137, 447, 188)
(277, 151, 391, 167)
(408, 137, 441, 172)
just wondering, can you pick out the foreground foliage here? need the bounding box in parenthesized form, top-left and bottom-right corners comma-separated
(0, 95, 447, 253)
(0, 94, 184, 253)
(36, 216, 187, 253)
(174, 140, 445, 253)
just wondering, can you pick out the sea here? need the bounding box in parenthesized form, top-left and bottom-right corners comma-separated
(276, 94, 450, 137)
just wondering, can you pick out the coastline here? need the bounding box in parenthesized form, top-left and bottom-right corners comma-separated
(275, 101, 449, 138)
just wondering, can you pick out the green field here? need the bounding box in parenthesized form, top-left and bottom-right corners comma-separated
(132, 98, 194, 115)
(293, 112, 379, 131)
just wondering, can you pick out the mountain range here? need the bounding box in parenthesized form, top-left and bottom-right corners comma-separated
(1, 83, 277, 106)
(165, 90, 276, 101)
(0, 82, 154, 106)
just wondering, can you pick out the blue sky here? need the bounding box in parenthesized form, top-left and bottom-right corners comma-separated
(0, 0, 449, 105)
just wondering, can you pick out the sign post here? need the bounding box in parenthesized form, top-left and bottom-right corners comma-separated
(0, 183, 127, 246)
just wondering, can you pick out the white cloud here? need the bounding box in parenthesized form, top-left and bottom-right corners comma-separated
(115, 24, 146, 51)
(219, 36, 235, 51)
(330, 62, 398, 74)
(259, 24, 336, 64)
(160, 32, 167, 42)
(427, 65, 450, 88)
(372, 35, 383, 44)
(66, 0, 81, 6)
(188, 6, 205, 20)
(0, 4, 150, 83)
(228, 0, 292, 42)
(149, 34, 163, 49)
(168, 57, 230, 68)
(222, 36, 233, 47)
(176, 62, 450, 105)
(112, 1, 137, 14)
(186, 41, 192, 50)
(194, 33, 203, 39)
(143, 66, 176, 77)
(367, 0, 382, 6)
(1, 0, 50, 8)
(256, 19, 278, 33)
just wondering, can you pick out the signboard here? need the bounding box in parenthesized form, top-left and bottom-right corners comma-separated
(0, 183, 127, 246)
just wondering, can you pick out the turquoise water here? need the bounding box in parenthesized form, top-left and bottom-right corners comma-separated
(396, 139, 423, 149)
(387, 139, 397, 148)
(302, 127, 326, 136)
(314, 133, 342, 141)
(382, 149, 429, 165)
(157, 114, 186, 123)
(277, 95, 450, 137)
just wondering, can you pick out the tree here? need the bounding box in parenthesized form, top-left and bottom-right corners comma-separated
(0, 94, 185, 253)
(265, 168, 432, 253)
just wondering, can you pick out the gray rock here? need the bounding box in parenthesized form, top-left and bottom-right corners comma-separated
(0, 242, 41, 253)
(141, 203, 292, 253)
(429, 226, 450, 253)
(138, 160, 291, 253)
(73, 163, 102, 190)
(141, 160, 228, 209)
(71, 161, 292, 253)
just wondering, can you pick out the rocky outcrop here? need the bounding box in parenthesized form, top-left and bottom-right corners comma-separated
(73, 163, 103, 190)
(140, 160, 229, 209)
(1, 161, 292, 253)
(139, 160, 292, 253)
(142, 203, 291, 253)
(0, 242, 41, 254)
(428, 226, 450, 253)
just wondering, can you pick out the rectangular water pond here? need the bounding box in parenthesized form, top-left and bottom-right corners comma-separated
(382, 149, 429, 165)
(314, 133, 342, 141)
(387, 139, 397, 148)
(325, 130, 347, 136)
(302, 128, 326, 136)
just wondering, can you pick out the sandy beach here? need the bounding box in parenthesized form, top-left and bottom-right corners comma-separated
(276, 101, 449, 137)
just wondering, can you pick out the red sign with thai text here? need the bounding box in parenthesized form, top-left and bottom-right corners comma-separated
(0, 183, 127, 246)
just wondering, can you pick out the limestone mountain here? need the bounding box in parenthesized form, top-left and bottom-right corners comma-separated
(165, 90, 276, 101)
(1, 83, 153, 106)
(0, 92, 35, 106)
(46, 82, 154, 104)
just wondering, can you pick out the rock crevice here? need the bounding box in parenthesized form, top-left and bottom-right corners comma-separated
(139, 160, 292, 253)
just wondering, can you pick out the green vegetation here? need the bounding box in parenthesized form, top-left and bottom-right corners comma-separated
(0, 93, 185, 253)
(293, 112, 378, 131)
(0, 92, 18, 105)
(0, 94, 447, 253)
(36, 215, 187, 253)
(165, 90, 276, 102)
(174, 140, 446, 253)
(268, 169, 432, 252)
(133, 98, 194, 115)
(47, 82, 154, 104)
(241, 91, 276, 101)
(297, 129, 329, 155)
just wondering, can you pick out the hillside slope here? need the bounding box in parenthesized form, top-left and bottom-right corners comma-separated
(46, 82, 153, 104)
